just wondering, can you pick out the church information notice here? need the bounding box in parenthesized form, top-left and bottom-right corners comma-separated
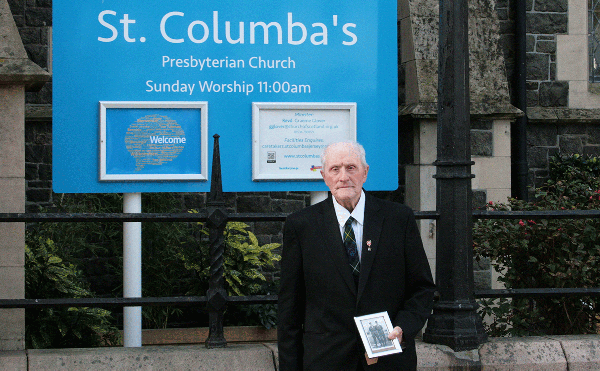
(252, 102, 356, 180)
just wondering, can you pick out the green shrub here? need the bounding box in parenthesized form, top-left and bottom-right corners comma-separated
(25, 234, 120, 348)
(26, 193, 281, 337)
(26, 193, 196, 330)
(177, 218, 281, 329)
(474, 154, 600, 336)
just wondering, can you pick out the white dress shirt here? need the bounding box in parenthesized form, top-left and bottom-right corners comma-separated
(332, 190, 366, 261)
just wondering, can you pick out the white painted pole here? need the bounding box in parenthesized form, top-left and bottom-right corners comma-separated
(123, 193, 142, 347)
(310, 191, 328, 205)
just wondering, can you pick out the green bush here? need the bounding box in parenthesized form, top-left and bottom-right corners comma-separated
(26, 193, 196, 330)
(177, 218, 281, 328)
(25, 234, 120, 348)
(474, 154, 600, 336)
(26, 193, 281, 342)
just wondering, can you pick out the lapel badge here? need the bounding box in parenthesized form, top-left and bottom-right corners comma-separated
(367, 240, 372, 251)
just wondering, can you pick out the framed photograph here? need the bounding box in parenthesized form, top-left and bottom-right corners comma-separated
(99, 101, 208, 182)
(354, 311, 402, 359)
(252, 102, 357, 181)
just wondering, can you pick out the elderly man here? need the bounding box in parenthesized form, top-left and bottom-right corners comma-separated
(277, 141, 435, 371)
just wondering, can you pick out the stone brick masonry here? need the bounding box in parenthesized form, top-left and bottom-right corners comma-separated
(7, 0, 52, 104)
(496, 0, 569, 108)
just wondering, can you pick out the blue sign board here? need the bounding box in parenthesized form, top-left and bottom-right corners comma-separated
(53, 0, 398, 193)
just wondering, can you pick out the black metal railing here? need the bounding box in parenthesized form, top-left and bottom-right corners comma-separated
(2, 209, 600, 342)
(0, 205, 438, 347)
(2, 207, 599, 342)
(0, 210, 437, 312)
(475, 287, 600, 298)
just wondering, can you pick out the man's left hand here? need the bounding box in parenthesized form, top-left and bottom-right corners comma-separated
(388, 326, 403, 342)
(365, 326, 404, 366)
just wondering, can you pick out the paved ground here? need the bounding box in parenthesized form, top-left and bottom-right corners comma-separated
(1, 335, 599, 370)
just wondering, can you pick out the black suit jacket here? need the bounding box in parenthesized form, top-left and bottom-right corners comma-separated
(278, 194, 436, 371)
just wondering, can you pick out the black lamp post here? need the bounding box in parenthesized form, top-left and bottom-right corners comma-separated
(422, 0, 488, 351)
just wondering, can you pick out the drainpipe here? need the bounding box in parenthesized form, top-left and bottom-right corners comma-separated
(512, 0, 529, 201)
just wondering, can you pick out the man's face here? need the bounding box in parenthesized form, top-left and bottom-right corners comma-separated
(321, 146, 369, 211)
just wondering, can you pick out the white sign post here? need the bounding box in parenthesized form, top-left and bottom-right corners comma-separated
(123, 193, 142, 347)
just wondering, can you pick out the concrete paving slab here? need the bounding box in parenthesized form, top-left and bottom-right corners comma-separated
(27, 344, 276, 371)
(479, 336, 567, 371)
(551, 335, 600, 371)
(416, 341, 481, 370)
(0, 350, 26, 371)
(263, 343, 279, 371)
(19, 336, 600, 370)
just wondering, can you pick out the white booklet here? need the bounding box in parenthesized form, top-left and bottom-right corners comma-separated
(354, 311, 402, 359)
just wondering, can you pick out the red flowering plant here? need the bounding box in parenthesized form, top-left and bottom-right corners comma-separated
(474, 154, 600, 336)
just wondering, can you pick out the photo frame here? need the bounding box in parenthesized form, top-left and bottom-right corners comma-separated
(99, 101, 208, 181)
(252, 102, 357, 181)
(354, 311, 402, 359)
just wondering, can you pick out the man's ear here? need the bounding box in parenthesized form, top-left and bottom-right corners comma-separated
(320, 170, 325, 178)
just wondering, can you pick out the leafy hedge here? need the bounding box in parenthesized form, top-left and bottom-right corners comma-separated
(474, 154, 600, 336)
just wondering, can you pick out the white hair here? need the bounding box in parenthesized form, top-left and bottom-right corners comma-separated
(320, 141, 368, 168)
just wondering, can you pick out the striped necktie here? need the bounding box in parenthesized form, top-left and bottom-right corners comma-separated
(344, 216, 360, 284)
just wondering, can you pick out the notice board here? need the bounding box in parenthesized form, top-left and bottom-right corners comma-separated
(53, 0, 398, 193)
